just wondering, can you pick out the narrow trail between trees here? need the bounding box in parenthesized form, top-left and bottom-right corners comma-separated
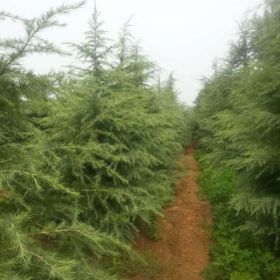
(128, 145, 212, 280)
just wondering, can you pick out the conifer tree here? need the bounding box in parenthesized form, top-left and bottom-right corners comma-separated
(116, 18, 133, 69)
(70, 2, 111, 77)
(0, 3, 190, 279)
(194, 0, 280, 253)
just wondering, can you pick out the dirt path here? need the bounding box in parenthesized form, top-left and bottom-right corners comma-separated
(128, 145, 212, 280)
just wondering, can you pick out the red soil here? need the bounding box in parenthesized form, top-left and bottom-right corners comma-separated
(128, 145, 212, 280)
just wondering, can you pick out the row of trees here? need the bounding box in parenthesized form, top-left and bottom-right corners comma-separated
(0, 3, 189, 279)
(194, 0, 280, 277)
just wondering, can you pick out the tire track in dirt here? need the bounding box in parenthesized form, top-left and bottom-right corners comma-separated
(127, 145, 212, 280)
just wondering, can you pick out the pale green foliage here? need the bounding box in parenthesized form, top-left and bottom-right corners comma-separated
(194, 0, 280, 255)
(0, 3, 190, 279)
(0, 2, 84, 76)
(69, 3, 111, 76)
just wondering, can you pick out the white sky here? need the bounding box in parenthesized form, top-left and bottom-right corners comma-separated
(0, 0, 263, 104)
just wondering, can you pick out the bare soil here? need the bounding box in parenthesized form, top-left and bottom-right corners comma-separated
(127, 145, 212, 280)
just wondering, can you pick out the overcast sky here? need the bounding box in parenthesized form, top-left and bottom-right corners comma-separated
(0, 0, 263, 104)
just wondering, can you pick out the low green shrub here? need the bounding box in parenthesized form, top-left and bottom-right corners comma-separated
(198, 155, 280, 280)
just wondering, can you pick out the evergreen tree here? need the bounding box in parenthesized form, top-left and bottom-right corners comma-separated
(70, 2, 111, 78)
(0, 3, 190, 279)
(194, 0, 280, 255)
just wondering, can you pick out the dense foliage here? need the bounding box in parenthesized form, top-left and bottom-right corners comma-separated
(198, 156, 280, 280)
(194, 0, 280, 278)
(0, 4, 189, 279)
